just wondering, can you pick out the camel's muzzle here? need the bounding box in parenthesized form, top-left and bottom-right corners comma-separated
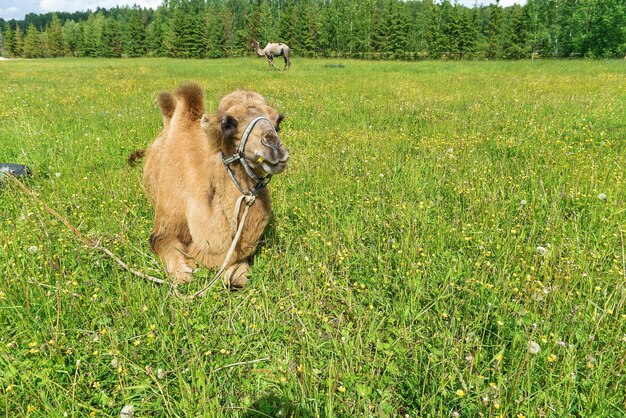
(222, 116, 285, 196)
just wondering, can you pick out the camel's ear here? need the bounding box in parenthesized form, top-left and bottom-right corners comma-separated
(221, 115, 238, 139)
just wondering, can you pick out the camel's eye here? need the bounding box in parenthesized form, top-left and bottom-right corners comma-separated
(275, 114, 284, 132)
(221, 115, 238, 139)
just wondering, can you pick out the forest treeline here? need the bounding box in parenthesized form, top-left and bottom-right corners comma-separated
(1, 0, 624, 60)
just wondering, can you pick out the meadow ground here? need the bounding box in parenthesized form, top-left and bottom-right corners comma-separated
(0, 58, 625, 417)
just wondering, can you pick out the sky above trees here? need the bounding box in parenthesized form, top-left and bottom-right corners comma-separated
(1, 0, 527, 20)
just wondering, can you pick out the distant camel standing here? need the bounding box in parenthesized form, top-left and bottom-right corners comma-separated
(251, 40, 291, 70)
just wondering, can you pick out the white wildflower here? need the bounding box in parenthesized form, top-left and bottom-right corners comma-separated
(120, 405, 134, 418)
(55, 172, 61, 178)
(529, 341, 540, 355)
(520, 199, 527, 205)
(598, 193, 606, 200)
(28, 245, 39, 254)
(157, 368, 166, 380)
(536, 246, 548, 256)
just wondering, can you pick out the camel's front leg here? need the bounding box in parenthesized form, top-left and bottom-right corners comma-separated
(150, 227, 194, 284)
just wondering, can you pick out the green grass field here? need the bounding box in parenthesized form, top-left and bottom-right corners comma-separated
(1, 58, 625, 417)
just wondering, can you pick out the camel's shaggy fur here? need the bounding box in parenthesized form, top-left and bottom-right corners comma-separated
(141, 83, 288, 287)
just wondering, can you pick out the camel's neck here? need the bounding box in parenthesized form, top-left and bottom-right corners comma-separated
(256, 48, 265, 57)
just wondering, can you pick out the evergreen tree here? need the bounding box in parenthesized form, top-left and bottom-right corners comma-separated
(188, 2, 208, 58)
(371, 0, 390, 57)
(351, 0, 373, 57)
(15, 25, 25, 57)
(221, 5, 237, 57)
(242, 2, 261, 47)
(485, 1, 504, 59)
(502, 4, 530, 58)
(62, 20, 82, 57)
(39, 28, 50, 57)
(164, 2, 185, 57)
(23, 23, 43, 58)
(456, 6, 478, 58)
(46, 13, 65, 57)
(316, 1, 335, 56)
(146, 10, 166, 56)
(293, 0, 316, 56)
(124, 8, 147, 57)
(434, 0, 455, 58)
(3, 26, 15, 57)
(206, 3, 226, 58)
(278, 0, 296, 45)
(102, 17, 122, 57)
(524, 0, 550, 57)
(259, 0, 277, 43)
(388, 0, 410, 58)
(415, 0, 439, 58)
(81, 13, 103, 57)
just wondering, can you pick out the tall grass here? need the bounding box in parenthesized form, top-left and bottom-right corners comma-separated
(1, 58, 625, 417)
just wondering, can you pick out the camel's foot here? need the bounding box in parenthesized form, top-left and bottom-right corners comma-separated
(168, 262, 194, 285)
(224, 262, 249, 289)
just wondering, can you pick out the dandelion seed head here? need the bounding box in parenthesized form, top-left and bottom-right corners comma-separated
(120, 405, 134, 418)
(598, 193, 606, 200)
(529, 341, 540, 354)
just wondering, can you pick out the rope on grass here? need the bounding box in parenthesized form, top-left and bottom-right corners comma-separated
(9, 175, 166, 285)
(10, 175, 256, 298)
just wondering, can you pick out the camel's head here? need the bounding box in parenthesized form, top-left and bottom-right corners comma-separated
(210, 90, 288, 177)
(250, 40, 259, 50)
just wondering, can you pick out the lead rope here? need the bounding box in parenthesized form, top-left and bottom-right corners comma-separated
(8, 175, 166, 285)
(10, 174, 255, 299)
(172, 194, 255, 300)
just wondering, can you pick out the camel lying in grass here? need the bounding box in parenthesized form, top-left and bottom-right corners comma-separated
(141, 83, 288, 288)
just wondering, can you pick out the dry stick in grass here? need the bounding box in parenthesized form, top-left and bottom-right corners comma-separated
(618, 226, 626, 315)
(213, 356, 270, 372)
(9, 175, 166, 285)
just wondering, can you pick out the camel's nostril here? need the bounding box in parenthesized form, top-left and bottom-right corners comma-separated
(262, 135, 280, 150)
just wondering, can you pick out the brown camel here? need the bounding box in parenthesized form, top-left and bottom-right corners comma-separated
(141, 83, 288, 287)
(251, 40, 291, 70)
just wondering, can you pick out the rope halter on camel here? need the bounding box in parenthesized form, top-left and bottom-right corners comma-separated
(221, 116, 276, 197)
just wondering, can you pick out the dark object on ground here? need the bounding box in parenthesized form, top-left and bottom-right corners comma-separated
(127, 149, 145, 165)
(0, 163, 31, 181)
